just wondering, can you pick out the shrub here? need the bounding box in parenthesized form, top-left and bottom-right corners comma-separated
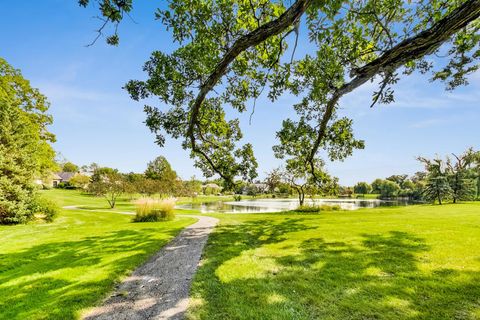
(233, 195, 242, 201)
(0, 185, 34, 224)
(133, 198, 176, 222)
(29, 196, 59, 222)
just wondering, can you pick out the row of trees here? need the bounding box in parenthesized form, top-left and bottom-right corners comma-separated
(353, 174, 424, 200)
(65, 156, 203, 208)
(351, 148, 480, 204)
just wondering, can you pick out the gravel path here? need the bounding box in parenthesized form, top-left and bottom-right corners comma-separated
(78, 212, 218, 320)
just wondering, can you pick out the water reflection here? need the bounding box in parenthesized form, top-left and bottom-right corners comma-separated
(176, 198, 413, 214)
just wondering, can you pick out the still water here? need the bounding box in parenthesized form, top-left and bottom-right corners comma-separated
(176, 198, 412, 214)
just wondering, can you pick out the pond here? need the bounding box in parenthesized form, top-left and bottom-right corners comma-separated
(176, 198, 413, 214)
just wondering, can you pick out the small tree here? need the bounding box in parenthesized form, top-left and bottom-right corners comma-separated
(386, 175, 409, 189)
(281, 159, 331, 206)
(69, 174, 90, 190)
(419, 149, 479, 204)
(371, 179, 384, 194)
(379, 180, 401, 199)
(418, 156, 450, 205)
(62, 162, 79, 173)
(322, 177, 340, 197)
(246, 184, 259, 197)
(423, 176, 452, 205)
(88, 171, 125, 208)
(265, 168, 282, 194)
(446, 149, 478, 203)
(181, 176, 203, 199)
(145, 156, 177, 181)
(134, 178, 159, 197)
(354, 182, 372, 196)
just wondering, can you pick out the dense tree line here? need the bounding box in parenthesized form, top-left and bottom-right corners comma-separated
(351, 148, 480, 204)
(55, 156, 203, 208)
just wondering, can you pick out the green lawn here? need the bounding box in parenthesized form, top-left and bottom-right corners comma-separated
(187, 203, 480, 319)
(41, 188, 138, 212)
(3, 190, 480, 319)
(0, 189, 195, 319)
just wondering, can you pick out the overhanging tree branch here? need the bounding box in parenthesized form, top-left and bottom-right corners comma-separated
(187, 0, 313, 179)
(306, 0, 480, 179)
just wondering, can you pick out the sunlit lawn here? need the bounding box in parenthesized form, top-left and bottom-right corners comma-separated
(0, 190, 195, 319)
(3, 189, 480, 319)
(187, 203, 480, 319)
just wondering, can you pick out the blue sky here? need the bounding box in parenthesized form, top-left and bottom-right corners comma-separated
(1, 1, 478, 185)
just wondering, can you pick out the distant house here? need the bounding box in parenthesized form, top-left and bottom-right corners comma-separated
(51, 173, 63, 187)
(34, 173, 63, 188)
(56, 172, 76, 184)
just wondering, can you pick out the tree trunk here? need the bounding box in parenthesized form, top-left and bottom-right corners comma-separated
(477, 176, 480, 199)
(296, 187, 305, 206)
(452, 174, 458, 204)
(107, 196, 116, 208)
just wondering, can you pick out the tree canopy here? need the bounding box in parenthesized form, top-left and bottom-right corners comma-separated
(62, 162, 79, 173)
(80, 0, 480, 185)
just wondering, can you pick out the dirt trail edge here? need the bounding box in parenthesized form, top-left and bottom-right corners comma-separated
(82, 214, 219, 320)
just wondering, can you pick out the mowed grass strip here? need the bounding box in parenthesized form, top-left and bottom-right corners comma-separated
(0, 190, 195, 320)
(188, 203, 480, 320)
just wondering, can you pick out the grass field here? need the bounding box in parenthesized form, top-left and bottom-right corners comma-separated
(0, 190, 195, 319)
(2, 190, 480, 319)
(187, 203, 480, 319)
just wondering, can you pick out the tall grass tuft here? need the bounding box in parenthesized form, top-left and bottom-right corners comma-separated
(133, 198, 176, 222)
(292, 204, 341, 213)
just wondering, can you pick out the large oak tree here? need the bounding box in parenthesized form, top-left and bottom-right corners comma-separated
(80, 0, 480, 186)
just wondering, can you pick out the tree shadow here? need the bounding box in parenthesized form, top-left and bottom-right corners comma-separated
(190, 222, 480, 319)
(0, 227, 184, 319)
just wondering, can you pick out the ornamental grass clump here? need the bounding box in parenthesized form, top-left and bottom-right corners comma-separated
(293, 204, 341, 213)
(133, 198, 176, 222)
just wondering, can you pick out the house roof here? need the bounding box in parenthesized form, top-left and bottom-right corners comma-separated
(51, 173, 62, 180)
(57, 172, 76, 181)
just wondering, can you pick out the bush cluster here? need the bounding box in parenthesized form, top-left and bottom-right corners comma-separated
(29, 196, 59, 222)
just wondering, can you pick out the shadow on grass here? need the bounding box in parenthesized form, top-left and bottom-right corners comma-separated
(190, 220, 480, 319)
(0, 228, 183, 319)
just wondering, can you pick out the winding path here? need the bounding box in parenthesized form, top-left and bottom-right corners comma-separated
(64, 206, 218, 320)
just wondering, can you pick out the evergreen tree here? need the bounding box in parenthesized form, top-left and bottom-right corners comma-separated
(423, 176, 452, 205)
(446, 150, 477, 202)
(0, 58, 56, 224)
(0, 100, 37, 223)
